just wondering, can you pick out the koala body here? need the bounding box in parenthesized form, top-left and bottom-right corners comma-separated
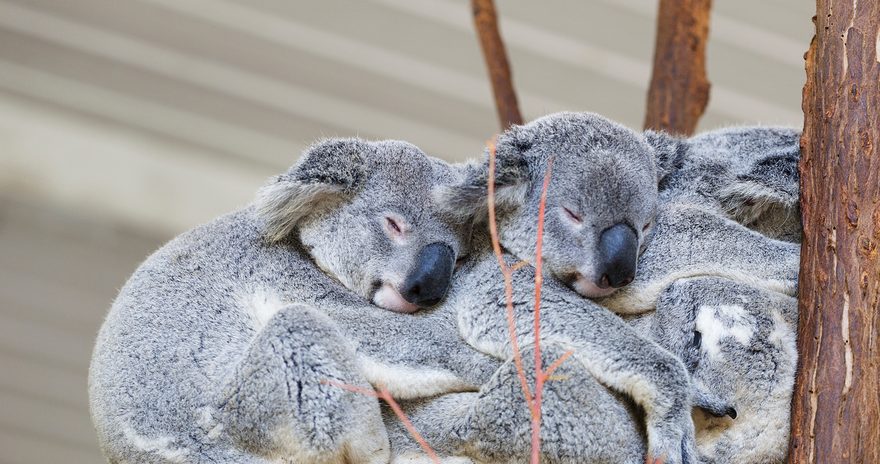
(600, 126, 802, 314)
(415, 112, 703, 464)
(88, 139, 502, 463)
(389, 276, 797, 464)
(389, 120, 801, 464)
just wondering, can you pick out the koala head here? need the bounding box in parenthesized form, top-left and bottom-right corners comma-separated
(636, 277, 798, 464)
(438, 112, 673, 297)
(256, 138, 470, 313)
(649, 126, 802, 243)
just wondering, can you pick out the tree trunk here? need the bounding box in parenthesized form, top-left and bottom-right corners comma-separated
(788, 1, 880, 463)
(643, 0, 711, 135)
(471, 0, 523, 130)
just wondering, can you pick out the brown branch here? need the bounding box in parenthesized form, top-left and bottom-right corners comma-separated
(643, 0, 712, 135)
(472, 0, 523, 130)
(787, 2, 880, 463)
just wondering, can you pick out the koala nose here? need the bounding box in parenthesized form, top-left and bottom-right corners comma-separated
(595, 223, 638, 289)
(400, 242, 455, 307)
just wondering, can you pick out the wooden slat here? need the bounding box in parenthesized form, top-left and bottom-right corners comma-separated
(0, 353, 87, 410)
(0, 390, 98, 451)
(0, 315, 93, 370)
(0, 427, 103, 464)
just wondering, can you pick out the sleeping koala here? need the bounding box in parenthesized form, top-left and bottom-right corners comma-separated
(88, 139, 503, 463)
(630, 277, 798, 464)
(419, 112, 703, 464)
(439, 112, 662, 299)
(388, 120, 802, 463)
(387, 277, 797, 464)
(648, 126, 802, 243)
(600, 126, 802, 314)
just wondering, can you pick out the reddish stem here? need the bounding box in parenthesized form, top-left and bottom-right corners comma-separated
(529, 158, 553, 464)
(325, 381, 441, 464)
(487, 138, 534, 405)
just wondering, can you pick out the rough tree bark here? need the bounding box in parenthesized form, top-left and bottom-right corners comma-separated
(788, 1, 880, 463)
(643, 0, 712, 135)
(471, 0, 523, 130)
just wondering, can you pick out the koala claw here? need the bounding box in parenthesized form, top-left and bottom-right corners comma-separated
(648, 425, 698, 464)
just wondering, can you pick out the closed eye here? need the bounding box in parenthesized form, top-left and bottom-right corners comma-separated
(383, 215, 407, 241)
(562, 206, 583, 224)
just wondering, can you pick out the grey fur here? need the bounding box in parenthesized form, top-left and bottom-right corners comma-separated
(88, 139, 502, 463)
(408, 113, 703, 463)
(388, 120, 802, 464)
(436, 112, 660, 299)
(599, 126, 802, 314)
(388, 278, 797, 464)
(650, 126, 802, 242)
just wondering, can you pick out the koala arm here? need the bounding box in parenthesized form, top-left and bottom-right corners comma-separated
(318, 303, 504, 400)
(599, 202, 800, 314)
(450, 258, 697, 464)
(214, 303, 390, 464)
(387, 344, 646, 464)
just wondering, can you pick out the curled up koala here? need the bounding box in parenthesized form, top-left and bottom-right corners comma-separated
(395, 112, 707, 464)
(389, 115, 802, 464)
(88, 139, 504, 463)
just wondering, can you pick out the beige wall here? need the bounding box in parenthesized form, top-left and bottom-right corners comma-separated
(0, 1, 812, 462)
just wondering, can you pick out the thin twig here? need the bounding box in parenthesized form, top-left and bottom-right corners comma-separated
(529, 158, 553, 464)
(543, 350, 574, 378)
(325, 381, 441, 464)
(486, 138, 534, 405)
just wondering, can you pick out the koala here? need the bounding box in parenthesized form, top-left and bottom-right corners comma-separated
(88, 139, 503, 463)
(630, 278, 798, 464)
(403, 112, 703, 464)
(438, 112, 663, 299)
(387, 277, 797, 464)
(387, 121, 802, 463)
(647, 126, 802, 242)
(599, 126, 802, 314)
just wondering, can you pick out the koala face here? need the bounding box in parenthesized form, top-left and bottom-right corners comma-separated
(257, 139, 470, 313)
(437, 112, 662, 297)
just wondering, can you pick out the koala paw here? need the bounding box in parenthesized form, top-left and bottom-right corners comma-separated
(647, 420, 698, 464)
(339, 403, 391, 464)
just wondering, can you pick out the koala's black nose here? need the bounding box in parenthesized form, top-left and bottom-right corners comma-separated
(595, 223, 638, 289)
(400, 242, 455, 307)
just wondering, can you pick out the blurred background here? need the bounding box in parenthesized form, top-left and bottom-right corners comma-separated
(0, 0, 811, 462)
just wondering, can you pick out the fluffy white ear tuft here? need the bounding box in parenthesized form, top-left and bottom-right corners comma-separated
(256, 179, 345, 243)
(431, 161, 529, 224)
(255, 138, 369, 242)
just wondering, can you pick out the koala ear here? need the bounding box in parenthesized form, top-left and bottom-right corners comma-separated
(718, 149, 800, 226)
(432, 125, 533, 222)
(256, 138, 369, 242)
(644, 130, 687, 184)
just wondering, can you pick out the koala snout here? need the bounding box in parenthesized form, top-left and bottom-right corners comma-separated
(400, 242, 455, 308)
(595, 223, 638, 289)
